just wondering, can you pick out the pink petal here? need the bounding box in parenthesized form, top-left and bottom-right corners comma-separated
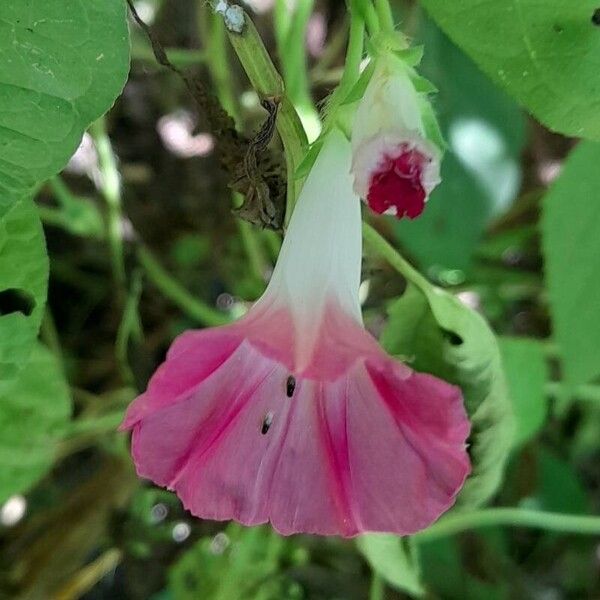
(123, 304, 470, 537)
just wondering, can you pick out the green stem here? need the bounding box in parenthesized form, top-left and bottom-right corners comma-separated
(201, 6, 242, 124)
(274, 0, 321, 141)
(40, 309, 64, 368)
(353, 0, 380, 37)
(237, 218, 268, 281)
(115, 270, 143, 385)
(362, 222, 430, 289)
(216, 6, 308, 222)
(546, 381, 600, 403)
(416, 508, 600, 541)
(89, 117, 126, 288)
(374, 0, 395, 32)
(323, 9, 365, 129)
(369, 573, 384, 600)
(137, 245, 229, 326)
(201, 7, 269, 279)
(37, 205, 70, 230)
(48, 176, 73, 207)
(131, 44, 207, 67)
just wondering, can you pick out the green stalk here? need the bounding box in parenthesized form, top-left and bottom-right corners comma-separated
(217, 7, 308, 221)
(416, 508, 600, 541)
(131, 45, 207, 67)
(369, 573, 384, 600)
(322, 10, 365, 130)
(89, 117, 126, 288)
(274, 0, 321, 141)
(201, 6, 241, 124)
(362, 222, 430, 289)
(352, 0, 381, 36)
(115, 270, 143, 385)
(374, 0, 395, 32)
(137, 245, 229, 326)
(200, 4, 269, 279)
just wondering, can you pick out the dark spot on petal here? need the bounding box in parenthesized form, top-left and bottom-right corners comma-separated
(286, 375, 296, 397)
(441, 328, 463, 346)
(592, 8, 600, 25)
(261, 412, 274, 434)
(0, 288, 35, 317)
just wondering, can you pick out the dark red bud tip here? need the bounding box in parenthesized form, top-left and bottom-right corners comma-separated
(366, 145, 430, 219)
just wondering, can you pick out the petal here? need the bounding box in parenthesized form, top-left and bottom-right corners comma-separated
(120, 327, 242, 429)
(127, 322, 470, 536)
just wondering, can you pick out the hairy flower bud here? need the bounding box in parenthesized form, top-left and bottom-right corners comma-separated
(351, 54, 443, 219)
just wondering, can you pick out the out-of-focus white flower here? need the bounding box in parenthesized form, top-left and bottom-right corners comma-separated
(351, 53, 443, 220)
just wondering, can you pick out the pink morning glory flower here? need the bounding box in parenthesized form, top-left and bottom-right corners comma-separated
(121, 129, 470, 537)
(351, 54, 443, 219)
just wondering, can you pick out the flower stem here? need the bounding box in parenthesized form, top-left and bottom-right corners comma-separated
(323, 9, 365, 129)
(362, 222, 431, 289)
(369, 573, 384, 600)
(374, 0, 395, 32)
(352, 0, 380, 37)
(89, 117, 127, 289)
(416, 508, 600, 541)
(115, 270, 143, 386)
(274, 0, 321, 141)
(137, 245, 229, 326)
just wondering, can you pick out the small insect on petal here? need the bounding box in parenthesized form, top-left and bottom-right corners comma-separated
(286, 375, 296, 398)
(261, 411, 274, 434)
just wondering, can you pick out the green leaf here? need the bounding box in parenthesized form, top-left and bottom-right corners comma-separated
(499, 337, 548, 448)
(541, 141, 600, 389)
(418, 536, 509, 600)
(169, 524, 297, 600)
(0, 198, 48, 394)
(420, 0, 600, 140)
(381, 282, 514, 507)
(357, 534, 424, 598)
(536, 450, 588, 515)
(0, 343, 71, 503)
(0, 0, 130, 215)
(395, 17, 525, 272)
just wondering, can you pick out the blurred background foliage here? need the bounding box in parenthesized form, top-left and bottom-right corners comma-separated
(0, 0, 599, 598)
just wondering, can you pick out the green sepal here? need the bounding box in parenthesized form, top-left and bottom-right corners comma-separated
(394, 45, 425, 67)
(419, 98, 447, 152)
(340, 60, 377, 106)
(410, 72, 438, 94)
(294, 137, 325, 180)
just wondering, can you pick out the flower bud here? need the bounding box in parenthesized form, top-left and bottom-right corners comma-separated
(351, 53, 443, 219)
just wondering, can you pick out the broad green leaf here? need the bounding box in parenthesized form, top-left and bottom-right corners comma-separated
(381, 283, 514, 507)
(536, 450, 588, 515)
(420, 0, 600, 140)
(395, 18, 524, 271)
(0, 198, 48, 394)
(541, 141, 600, 388)
(169, 524, 297, 600)
(357, 534, 424, 598)
(499, 337, 548, 448)
(0, 0, 130, 215)
(418, 537, 509, 600)
(0, 343, 71, 503)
